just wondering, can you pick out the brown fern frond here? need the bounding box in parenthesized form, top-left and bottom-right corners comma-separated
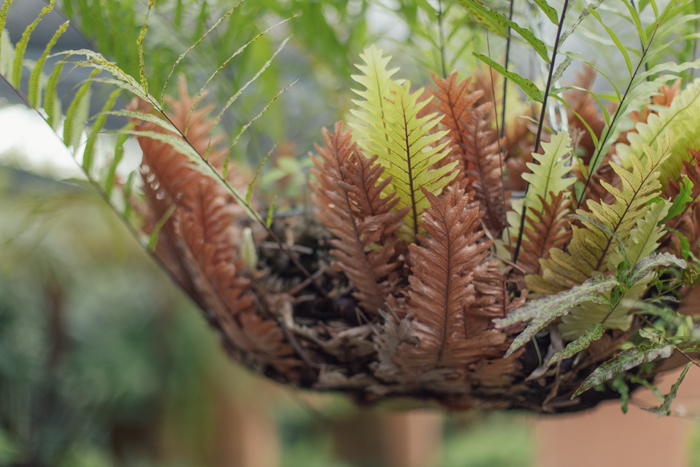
(174, 176, 297, 371)
(629, 78, 682, 125)
(565, 66, 605, 161)
(517, 192, 573, 276)
(469, 261, 526, 340)
(130, 84, 296, 372)
(311, 122, 408, 315)
(461, 104, 508, 235)
(431, 71, 507, 234)
(431, 71, 483, 184)
(395, 186, 503, 375)
(470, 67, 532, 159)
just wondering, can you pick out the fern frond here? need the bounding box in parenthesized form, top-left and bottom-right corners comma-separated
(431, 70, 508, 235)
(131, 90, 297, 371)
(518, 192, 572, 276)
(395, 186, 502, 375)
(559, 200, 670, 339)
(175, 177, 297, 371)
(557, 281, 649, 340)
(351, 46, 456, 240)
(616, 79, 700, 185)
(431, 70, 482, 186)
(311, 122, 408, 315)
(530, 143, 669, 295)
(350, 44, 401, 161)
(611, 199, 670, 268)
(508, 131, 573, 272)
(521, 130, 575, 213)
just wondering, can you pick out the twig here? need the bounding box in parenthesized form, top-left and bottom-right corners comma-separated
(287, 268, 325, 296)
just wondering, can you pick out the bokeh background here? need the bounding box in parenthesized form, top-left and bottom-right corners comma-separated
(3, 1, 700, 466)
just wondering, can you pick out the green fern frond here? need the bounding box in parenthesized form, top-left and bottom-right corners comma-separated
(504, 131, 573, 252)
(528, 142, 669, 295)
(350, 46, 456, 240)
(609, 199, 670, 269)
(616, 79, 700, 185)
(350, 45, 401, 161)
(557, 280, 648, 340)
(559, 200, 671, 339)
(522, 130, 575, 213)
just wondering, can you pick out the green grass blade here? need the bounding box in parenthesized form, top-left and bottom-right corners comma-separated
(44, 62, 63, 130)
(160, 0, 245, 104)
(460, 0, 549, 62)
(63, 69, 98, 148)
(83, 89, 120, 172)
(185, 16, 295, 136)
(28, 21, 69, 108)
(222, 79, 298, 178)
(0, 0, 13, 66)
(458, 0, 507, 37)
(246, 142, 277, 205)
(12, 0, 55, 88)
(588, 7, 633, 77)
(473, 53, 542, 102)
(136, 0, 157, 95)
(620, 0, 648, 44)
(532, 0, 559, 24)
(106, 130, 130, 197)
(123, 170, 135, 220)
(266, 196, 278, 228)
(148, 205, 175, 251)
(206, 36, 290, 158)
(102, 109, 179, 133)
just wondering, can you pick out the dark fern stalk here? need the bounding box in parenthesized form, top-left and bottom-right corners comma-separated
(437, 0, 448, 79)
(500, 0, 515, 142)
(512, 0, 569, 264)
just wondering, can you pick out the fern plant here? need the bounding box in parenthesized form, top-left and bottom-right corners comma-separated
(5, 0, 700, 416)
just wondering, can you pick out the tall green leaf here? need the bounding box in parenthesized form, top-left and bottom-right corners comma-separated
(28, 21, 69, 108)
(12, 0, 55, 88)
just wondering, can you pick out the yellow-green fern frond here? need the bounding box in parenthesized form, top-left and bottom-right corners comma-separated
(527, 142, 669, 295)
(609, 199, 670, 269)
(350, 46, 457, 240)
(350, 44, 401, 161)
(559, 200, 670, 339)
(522, 130, 575, 213)
(616, 79, 700, 185)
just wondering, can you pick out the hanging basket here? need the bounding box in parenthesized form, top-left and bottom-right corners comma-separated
(126, 64, 698, 415)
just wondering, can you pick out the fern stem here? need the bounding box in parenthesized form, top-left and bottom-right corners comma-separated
(500, 0, 515, 141)
(576, 26, 659, 209)
(437, 0, 448, 79)
(487, 32, 511, 249)
(693, 0, 699, 81)
(512, 0, 569, 264)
